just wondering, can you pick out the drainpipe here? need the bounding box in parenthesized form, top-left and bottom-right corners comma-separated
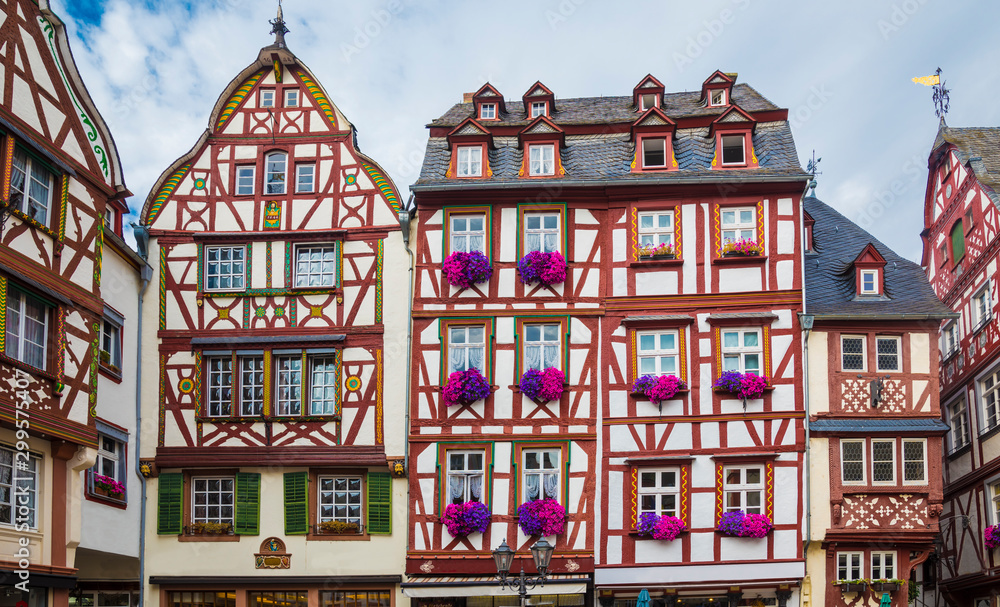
(398, 196, 415, 553)
(132, 224, 152, 607)
(799, 188, 815, 606)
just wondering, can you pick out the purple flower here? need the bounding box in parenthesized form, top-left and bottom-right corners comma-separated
(632, 374, 686, 404)
(441, 501, 492, 537)
(443, 251, 493, 289)
(713, 371, 744, 393)
(441, 368, 492, 406)
(713, 371, 769, 400)
(517, 499, 567, 536)
(637, 512, 686, 541)
(718, 510, 772, 538)
(518, 251, 567, 286)
(986, 525, 1000, 549)
(520, 367, 565, 402)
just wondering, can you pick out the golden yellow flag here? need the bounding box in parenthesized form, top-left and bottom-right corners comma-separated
(912, 74, 940, 86)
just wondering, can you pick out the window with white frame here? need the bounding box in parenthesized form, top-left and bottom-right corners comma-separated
(260, 90, 275, 108)
(95, 434, 124, 483)
(903, 439, 927, 484)
(236, 166, 255, 196)
(721, 134, 745, 165)
(530, 102, 547, 118)
(265, 152, 287, 194)
(0, 446, 38, 528)
(5, 288, 48, 369)
(295, 164, 315, 193)
(721, 328, 761, 375)
(723, 465, 763, 514)
(837, 552, 862, 581)
(479, 103, 496, 120)
(456, 146, 482, 177)
(100, 316, 122, 370)
(947, 398, 970, 453)
(523, 449, 560, 502)
(204, 246, 246, 291)
(275, 355, 302, 416)
(640, 93, 657, 111)
(524, 324, 560, 371)
(841, 440, 865, 484)
(876, 336, 900, 372)
(308, 356, 338, 416)
(10, 148, 54, 224)
(720, 207, 755, 243)
(637, 468, 679, 518)
(973, 286, 991, 329)
(318, 476, 362, 526)
(637, 211, 674, 248)
(942, 320, 959, 357)
(871, 551, 895, 579)
(238, 356, 264, 416)
(710, 89, 727, 106)
(294, 245, 337, 288)
(528, 144, 555, 176)
(841, 336, 866, 371)
(637, 330, 679, 377)
(205, 354, 263, 417)
(206, 356, 233, 417)
(981, 366, 1000, 432)
(872, 439, 895, 484)
(448, 326, 485, 374)
(861, 270, 878, 294)
(192, 477, 234, 524)
(450, 214, 486, 253)
(285, 90, 299, 107)
(990, 481, 1000, 525)
(447, 451, 485, 504)
(524, 213, 560, 253)
(641, 138, 667, 168)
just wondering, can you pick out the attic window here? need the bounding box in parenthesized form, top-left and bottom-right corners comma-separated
(260, 89, 275, 108)
(860, 270, 878, 295)
(530, 102, 547, 118)
(641, 138, 667, 169)
(709, 89, 727, 107)
(528, 144, 555, 176)
(721, 135, 745, 165)
(640, 94, 658, 111)
(480, 104, 496, 120)
(285, 90, 299, 107)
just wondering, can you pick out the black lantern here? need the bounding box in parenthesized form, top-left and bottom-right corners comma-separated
(530, 538, 554, 575)
(492, 539, 515, 579)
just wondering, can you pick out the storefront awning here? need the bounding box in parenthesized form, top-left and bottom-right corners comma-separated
(402, 575, 590, 598)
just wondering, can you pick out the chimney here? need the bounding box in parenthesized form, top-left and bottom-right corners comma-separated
(463, 93, 474, 103)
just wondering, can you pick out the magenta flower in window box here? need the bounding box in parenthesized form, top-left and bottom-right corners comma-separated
(718, 510, 772, 538)
(637, 512, 686, 541)
(441, 368, 492, 406)
(440, 501, 492, 537)
(519, 367, 565, 402)
(713, 371, 769, 400)
(986, 525, 1000, 549)
(632, 374, 686, 404)
(637, 243, 675, 258)
(517, 251, 567, 286)
(93, 473, 125, 498)
(721, 238, 763, 256)
(442, 251, 493, 289)
(517, 498, 567, 536)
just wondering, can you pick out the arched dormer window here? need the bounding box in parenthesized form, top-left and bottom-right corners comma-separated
(266, 152, 287, 194)
(950, 219, 965, 263)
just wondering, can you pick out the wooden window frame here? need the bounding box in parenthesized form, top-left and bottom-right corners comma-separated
(640, 137, 668, 169)
(444, 449, 487, 506)
(837, 551, 863, 581)
(437, 442, 494, 515)
(259, 89, 275, 108)
(902, 438, 928, 485)
(514, 316, 569, 378)
(295, 163, 315, 193)
(456, 145, 483, 178)
(947, 396, 970, 453)
(292, 243, 339, 289)
(875, 335, 901, 372)
(479, 103, 497, 120)
(871, 551, 896, 580)
(871, 438, 896, 485)
(438, 318, 495, 385)
(841, 334, 867, 372)
(713, 201, 765, 259)
(720, 133, 746, 166)
(443, 206, 492, 259)
(625, 318, 692, 388)
(235, 165, 255, 197)
(982, 365, 1000, 433)
(530, 101, 548, 118)
(307, 468, 369, 540)
(512, 441, 569, 506)
(4, 285, 54, 373)
(710, 317, 773, 381)
(516, 204, 567, 260)
(639, 93, 658, 111)
(528, 144, 555, 176)
(265, 151, 288, 195)
(712, 456, 775, 524)
(203, 245, 247, 293)
(178, 469, 241, 542)
(840, 439, 866, 485)
(709, 88, 728, 107)
(285, 89, 300, 108)
(636, 467, 681, 518)
(626, 457, 692, 532)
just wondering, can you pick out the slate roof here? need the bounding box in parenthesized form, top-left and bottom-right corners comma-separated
(932, 124, 1000, 202)
(810, 418, 950, 433)
(803, 197, 954, 319)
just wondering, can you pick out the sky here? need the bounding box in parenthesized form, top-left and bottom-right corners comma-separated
(49, 0, 1000, 263)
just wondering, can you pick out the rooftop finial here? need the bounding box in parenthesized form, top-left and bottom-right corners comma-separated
(912, 68, 950, 121)
(806, 150, 822, 197)
(269, 0, 289, 48)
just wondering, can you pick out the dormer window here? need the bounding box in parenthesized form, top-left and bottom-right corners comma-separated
(641, 138, 667, 169)
(854, 244, 886, 297)
(861, 270, 878, 295)
(709, 89, 727, 106)
(457, 146, 483, 177)
(529, 102, 546, 118)
(529, 144, 555, 176)
(721, 135, 745, 165)
(640, 93, 658, 111)
(479, 104, 496, 120)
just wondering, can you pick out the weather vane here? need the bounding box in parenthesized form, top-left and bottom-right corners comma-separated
(913, 68, 950, 120)
(269, 0, 289, 47)
(806, 151, 822, 197)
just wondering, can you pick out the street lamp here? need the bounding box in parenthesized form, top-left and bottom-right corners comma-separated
(492, 538, 555, 605)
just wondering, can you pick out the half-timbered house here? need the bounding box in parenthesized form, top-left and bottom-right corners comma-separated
(801, 195, 953, 607)
(403, 72, 810, 607)
(137, 14, 409, 607)
(919, 124, 1000, 607)
(0, 0, 141, 605)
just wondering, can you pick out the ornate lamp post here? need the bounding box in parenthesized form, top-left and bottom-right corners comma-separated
(492, 538, 555, 606)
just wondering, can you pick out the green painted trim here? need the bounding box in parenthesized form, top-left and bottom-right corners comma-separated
(514, 202, 569, 262)
(436, 316, 497, 384)
(439, 205, 494, 262)
(512, 314, 572, 377)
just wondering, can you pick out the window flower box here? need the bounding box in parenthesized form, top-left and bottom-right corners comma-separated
(632, 374, 686, 404)
(442, 251, 493, 289)
(721, 238, 763, 257)
(517, 251, 566, 286)
(713, 371, 769, 401)
(985, 524, 1000, 549)
(91, 472, 125, 500)
(441, 368, 492, 407)
(869, 580, 902, 593)
(187, 522, 233, 536)
(519, 367, 565, 403)
(440, 501, 491, 537)
(314, 521, 363, 535)
(636, 512, 686, 541)
(517, 499, 566, 536)
(637, 243, 676, 260)
(717, 510, 772, 538)
(833, 581, 866, 594)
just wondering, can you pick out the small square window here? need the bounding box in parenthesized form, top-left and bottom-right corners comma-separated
(640, 93, 657, 111)
(528, 144, 555, 176)
(710, 89, 727, 106)
(192, 477, 235, 525)
(294, 245, 337, 288)
(236, 166, 255, 196)
(721, 207, 755, 243)
(876, 336, 900, 372)
(318, 476, 363, 526)
(450, 214, 486, 254)
(479, 104, 496, 120)
(530, 102, 547, 118)
(637, 330, 679, 377)
(721, 134, 745, 165)
(637, 211, 674, 249)
(841, 336, 865, 371)
(638, 468, 679, 518)
(721, 328, 761, 375)
(295, 164, 315, 193)
(838, 552, 863, 581)
(861, 270, 878, 294)
(260, 90, 275, 108)
(285, 90, 299, 107)
(457, 146, 482, 177)
(524, 213, 560, 254)
(641, 138, 667, 168)
(204, 246, 246, 291)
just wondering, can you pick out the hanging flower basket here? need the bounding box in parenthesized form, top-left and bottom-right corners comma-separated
(441, 501, 491, 537)
(721, 239, 763, 257)
(519, 368, 565, 402)
(517, 251, 567, 286)
(713, 371, 769, 400)
(636, 512, 686, 541)
(717, 510, 772, 538)
(517, 499, 567, 536)
(442, 251, 493, 289)
(92, 473, 125, 500)
(441, 368, 492, 406)
(637, 243, 676, 259)
(985, 524, 1000, 549)
(632, 374, 686, 404)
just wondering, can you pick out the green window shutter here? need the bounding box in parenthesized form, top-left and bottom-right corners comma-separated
(284, 471, 309, 535)
(234, 472, 261, 535)
(156, 473, 183, 535)
(367, 472, 392, 535)
(951, 220, 965, 262)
